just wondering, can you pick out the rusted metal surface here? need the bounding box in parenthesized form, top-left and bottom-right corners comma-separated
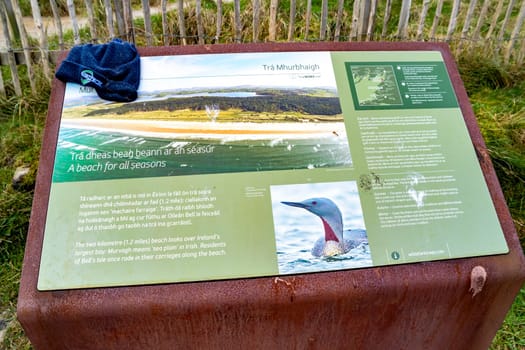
(18, 42, 525, 350)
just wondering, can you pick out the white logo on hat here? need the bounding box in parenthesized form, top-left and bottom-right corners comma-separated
(80, 70, 103, 87)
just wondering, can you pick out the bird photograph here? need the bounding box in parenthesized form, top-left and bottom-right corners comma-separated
(271, 181, 373, 275)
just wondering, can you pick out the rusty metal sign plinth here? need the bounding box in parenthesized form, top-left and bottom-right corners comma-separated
(17, 42, 525, 350)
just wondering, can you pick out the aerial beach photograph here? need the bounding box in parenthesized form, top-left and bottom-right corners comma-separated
(54, 52, 353, 181)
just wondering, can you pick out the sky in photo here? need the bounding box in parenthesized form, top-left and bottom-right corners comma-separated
(63, 51, 338, 101)
(138, 51, 338, 91)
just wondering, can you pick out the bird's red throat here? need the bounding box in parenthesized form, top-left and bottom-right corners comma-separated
(321, 218, 339, 242)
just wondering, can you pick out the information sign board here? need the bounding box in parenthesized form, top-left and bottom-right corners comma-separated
(37, 49, 508, 290)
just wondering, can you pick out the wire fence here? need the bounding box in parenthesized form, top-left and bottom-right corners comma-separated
(1, 0, 524, 96)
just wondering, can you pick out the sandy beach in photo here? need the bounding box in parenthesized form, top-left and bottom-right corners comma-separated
(61, 118, 347, 140)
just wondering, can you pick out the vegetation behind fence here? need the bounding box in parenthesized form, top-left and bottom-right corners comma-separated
(0, 0, 524, 96)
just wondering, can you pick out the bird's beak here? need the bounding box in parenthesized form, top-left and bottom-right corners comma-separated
(281, 201, 308, 209)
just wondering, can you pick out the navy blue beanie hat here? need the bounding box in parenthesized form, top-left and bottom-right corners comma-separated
(56, 39, 140, 102)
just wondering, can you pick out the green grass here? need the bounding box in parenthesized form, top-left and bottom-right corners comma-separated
(0, 80, 48, 269)
(455, 55, 525, 350)
(491, 288, 525, 350)
(0, 70, 48, 349)
(458, 54, 525, 248)
(1, 22, 525, 350)
(464, 56, 525, 350)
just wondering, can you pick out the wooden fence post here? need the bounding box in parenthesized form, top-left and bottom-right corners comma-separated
(381, 0, 392, 39)
(396, 0, 411, 39)
(268, 0, 278, 41)
(103, 0, 115, 39)
(142, 0, 153, 45)
(486, 0, 504, 42)
(304, 0, 311, 40)
(234, 0, 241, 43)
(519, 34, 525, 64)
(334, 0, 344, 42)
(9, 0, 36, 93)
(0, 57, 4, 96)
(471, 0, 491, 45)
(253, 0, 261, 42)
(320, 0, 328, 40)
(215, 0, 222, 43)
(287, 0, 296, 42)
(196, 0, 204, 44)
(430, 0, 444, 40)
(161, 0, 169, 45)
(84, 0, 97, 42)
(122, 0, 135, 43)
(29, 0, 50, 81)
(113, 0, 126, 38)
(349, 0, 360, 41)
(66, 0, 81, 44)
(505, 0, 525, 63)
(357, 0, 371, 40)
(366, 0, 377, 41)
(0, 0, 21, 95)
(457, 0, 478, 54)
(417, 0, 432, 41)
(499, 0, 517, 41)
(446, 0, 461, 42)
(177, 0, 186, 45)
(49, 0, 64, 49)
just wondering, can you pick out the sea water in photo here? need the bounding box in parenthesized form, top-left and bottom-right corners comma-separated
(271, 182, 373, 275)
(52, 122, 352, 182)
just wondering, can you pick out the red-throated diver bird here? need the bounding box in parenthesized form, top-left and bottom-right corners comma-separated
(281, 197, 367, 257)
